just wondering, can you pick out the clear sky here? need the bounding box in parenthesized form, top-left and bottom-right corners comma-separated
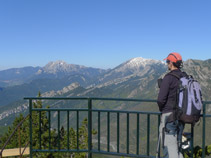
(0, 0, 210, 70)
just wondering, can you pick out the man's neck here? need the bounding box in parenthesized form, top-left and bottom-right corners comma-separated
(171, 67, 178, 71)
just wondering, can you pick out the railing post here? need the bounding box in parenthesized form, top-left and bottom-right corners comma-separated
(49, 111, 51, 150)
(157, 114, 161, 158)
(127, 113, 130, 154)
(107, 112, 110, 152)
(98, 111, 101, 151)
(136, 113, 139, 155)
(202, 102, 206, 158)
(117, 112, 120, 153)
(191, 124, 194, 158)
(39, 111, 41, 149)
(58, 110, 60, 150)
(67, 111, 69, 150)
(29, 99, 33, 158)
(77, 110, 79, 150)
(147, 114, 150, 156)
(88, 98, 92, 158)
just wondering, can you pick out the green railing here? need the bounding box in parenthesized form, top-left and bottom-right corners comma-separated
(24, 97, 211, 158)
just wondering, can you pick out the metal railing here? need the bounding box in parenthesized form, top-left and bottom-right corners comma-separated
(24, 97, 211, 158)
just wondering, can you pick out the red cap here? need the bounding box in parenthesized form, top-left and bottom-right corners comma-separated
(164, 52, 182, 63)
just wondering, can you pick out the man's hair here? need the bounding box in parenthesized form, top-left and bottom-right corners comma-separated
(173, 60, 183, 69)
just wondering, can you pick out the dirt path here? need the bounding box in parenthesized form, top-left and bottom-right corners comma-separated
(2, 147, 29, 157)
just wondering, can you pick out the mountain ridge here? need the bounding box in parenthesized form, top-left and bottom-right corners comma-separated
(0, 57, 210, 126)
(0, 61, 107, 87)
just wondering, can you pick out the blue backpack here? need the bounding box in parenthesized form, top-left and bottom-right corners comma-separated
(170, 72, 203, 124)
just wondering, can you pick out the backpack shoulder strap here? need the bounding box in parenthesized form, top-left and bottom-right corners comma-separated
(168, 71, 188, 80)
(181, 71, 188, 78)
(168, 72, 180, 80)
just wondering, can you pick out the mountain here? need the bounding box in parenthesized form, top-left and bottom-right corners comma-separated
(35, 60, 106, 79)
(0, 57, 210, 155)
(0, 57, 167, 126)
(0, 61, 107, 107)
(93, 57, 166, 86)
(0, 66, 41, 87)
(0, 82, 85, 125)
(183, 59, 211, 100)
(0, 57, 211, 126)
(0, 61, 106, 87)
(0, 77, 86, 107)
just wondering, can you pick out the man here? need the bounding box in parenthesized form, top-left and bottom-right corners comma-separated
(157, 52, 185, 158)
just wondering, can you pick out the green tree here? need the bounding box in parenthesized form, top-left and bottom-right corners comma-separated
(0, 92, 97, 158)
(183, 144, 211, 158)
(58, 118, 97, 158)
(0, 113, 29, 149)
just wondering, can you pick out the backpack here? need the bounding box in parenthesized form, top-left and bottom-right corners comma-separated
(169, 72, 203, 125)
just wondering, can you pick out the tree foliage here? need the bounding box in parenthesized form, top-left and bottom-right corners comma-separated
(183, 144, 211, 158)
(0, 92, 97, 158)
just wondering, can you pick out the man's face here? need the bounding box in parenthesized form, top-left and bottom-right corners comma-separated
(166, 60, 172, 70)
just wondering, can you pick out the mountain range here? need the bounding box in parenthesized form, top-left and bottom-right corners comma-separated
(0, 57, 211, 126)
(0, 57, 210, 155)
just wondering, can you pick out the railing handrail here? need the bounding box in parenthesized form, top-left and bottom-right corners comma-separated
(24, 96, 211, 104)
(24, 97, 157, 102)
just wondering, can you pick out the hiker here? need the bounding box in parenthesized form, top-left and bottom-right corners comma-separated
(157, 52, 185, 158)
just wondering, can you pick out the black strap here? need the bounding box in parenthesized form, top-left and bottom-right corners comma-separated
(168, 72, 180, 80)
(169, 53, 178, 60)
(168, 71, 188, 79)
(162, 127, 165, 149)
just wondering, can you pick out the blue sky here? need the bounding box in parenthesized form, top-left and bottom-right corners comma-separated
(0, 0, 210, 70)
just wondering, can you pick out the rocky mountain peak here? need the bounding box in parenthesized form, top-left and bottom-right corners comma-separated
(98, 57, 167, 85)
(125, 57, 164, 68)
(47, 60, 68, 67)
(43, 60, 67, 73)
(113, 57, 165, 73)
(40, 60, 85, 74)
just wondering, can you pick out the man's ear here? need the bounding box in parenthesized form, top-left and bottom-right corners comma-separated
(169, 62, 174, 69)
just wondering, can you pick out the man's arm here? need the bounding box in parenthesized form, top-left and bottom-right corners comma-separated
(157, 75, 170, 111)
